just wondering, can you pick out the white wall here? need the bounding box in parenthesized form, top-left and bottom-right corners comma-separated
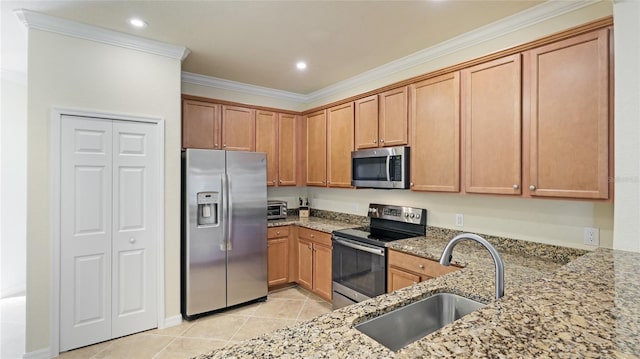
(25, 29, 182, 353)
(0, 72, 27, 298)
(613, 0, 640, 253)
(307, 188, 613, 250)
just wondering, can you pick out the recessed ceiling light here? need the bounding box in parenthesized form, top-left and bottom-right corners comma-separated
(296, 61, 307, 70)
(129, 18, 147, 28)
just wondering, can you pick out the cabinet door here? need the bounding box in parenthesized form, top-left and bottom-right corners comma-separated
(379, 87, 409, 147)
(256, 110, 277, 186)
(222, 105, 255, 151)
(313, 243, 332, 301)
(462, 55, 522, 195)
(278, 114, 297, 186)
(182, 100, 220, 149)
(355, 95, 379, 149)
(387, 267, 420, 293)
(327, 103, 354, 188)
(297, 238, 313, 290)
(267, 238, 289, 287)
(410, 72, 461, 192)
(306, 110, 327, 186)
(525, 29, 609, 199)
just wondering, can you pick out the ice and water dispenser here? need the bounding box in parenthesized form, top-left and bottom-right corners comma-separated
(197, 192, 219, 226)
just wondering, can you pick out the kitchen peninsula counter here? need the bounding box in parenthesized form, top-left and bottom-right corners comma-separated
(197, 216, 640, 358)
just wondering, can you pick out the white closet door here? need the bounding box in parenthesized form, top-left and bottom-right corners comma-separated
(111, 121, 158, 337)
(60, 116, 113, 351)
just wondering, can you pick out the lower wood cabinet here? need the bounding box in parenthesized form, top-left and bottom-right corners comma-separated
(267, 227, 290, 287)
(296, 227, 332, 301)
(387, 249, 459, 292)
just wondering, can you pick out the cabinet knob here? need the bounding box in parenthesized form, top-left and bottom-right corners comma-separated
(529, 185, 536, 191)
(419, 264, 424, 269)
(410, 182, 414, 187)
(223, 144, 227, 148)
(373, 140, 377, 144)
(214, 143, 219, 148)
(311, 234, 315, 238)
(272, 180, 276, 184)
(513, 184, 519, 190)
(276, 231, 280, 235)
(279, 180, 282, 184)
(380, 138, 384, 143)
(308, 244, 312, 250)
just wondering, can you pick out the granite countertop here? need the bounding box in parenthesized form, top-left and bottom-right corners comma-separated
(197, 216, 640, 358)
(267, 215, 361, 233)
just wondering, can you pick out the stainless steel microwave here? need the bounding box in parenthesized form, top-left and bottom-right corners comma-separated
(351, 146, 410, 189)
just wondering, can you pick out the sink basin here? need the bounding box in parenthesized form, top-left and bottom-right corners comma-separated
(355, 293, 485, 351)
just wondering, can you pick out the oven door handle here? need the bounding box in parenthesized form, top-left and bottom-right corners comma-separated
(334, 238, 385, 256)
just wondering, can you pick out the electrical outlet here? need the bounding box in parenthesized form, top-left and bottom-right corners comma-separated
(455, 214, 464, 227)
(583, 227, 600, 246)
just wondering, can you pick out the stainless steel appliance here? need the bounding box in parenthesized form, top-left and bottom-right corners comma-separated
(267, 200, 288, 220)
(181, 149, 268, 320)
(351, 146, 410, 189)
(332, 204, 427, 310)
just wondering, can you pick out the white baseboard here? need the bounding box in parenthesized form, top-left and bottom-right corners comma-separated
(160, 314, 182, 329)
(22, 347, 50, 359)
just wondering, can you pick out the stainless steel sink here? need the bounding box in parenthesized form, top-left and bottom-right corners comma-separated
(355, 293, 485, 351)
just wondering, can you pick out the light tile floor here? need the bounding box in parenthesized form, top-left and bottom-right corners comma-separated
(57, 286, 332, 359)
(0, 295, 26, 359)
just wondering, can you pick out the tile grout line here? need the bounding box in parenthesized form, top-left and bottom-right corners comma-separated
(151, 335, 179, 359)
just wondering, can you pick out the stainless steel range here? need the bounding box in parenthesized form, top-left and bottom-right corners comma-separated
(331, 204, 427, 309)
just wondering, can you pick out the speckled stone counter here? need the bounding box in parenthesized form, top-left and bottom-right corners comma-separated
(267, 215, 362, 233)
(197, 218, 640, 358)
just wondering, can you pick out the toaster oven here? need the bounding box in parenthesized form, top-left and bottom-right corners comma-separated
(267, 200, 288, 220)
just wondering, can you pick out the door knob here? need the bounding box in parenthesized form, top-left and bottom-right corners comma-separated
(529, 185, 536, 191)
(129, 237, 136, 244)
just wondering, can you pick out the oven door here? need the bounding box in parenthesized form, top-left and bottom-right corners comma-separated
(332, 236, 386, 309)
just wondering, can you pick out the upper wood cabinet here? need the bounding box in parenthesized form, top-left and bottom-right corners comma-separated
(306, 110, 327, 186)
(524, 28, 610, 199)
(256, 110, 278, 186)
(379, 87, 409, 147)
(354, 87, 409, 149)
(327, 103, 354, 188)
(462, 54, 522, 195)
(410, 72, 461, 192)
(256, 111, 298, 187)
(354, 95, 379, 149)
(182, 100, 221, 149)
(221, 105, 255, 152)
(278, 113, 297, 186)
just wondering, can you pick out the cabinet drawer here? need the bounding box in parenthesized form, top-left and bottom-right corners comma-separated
(388, 250, 459, 278)
(297, 227, 332, 246)
(268, 226, 289, 239)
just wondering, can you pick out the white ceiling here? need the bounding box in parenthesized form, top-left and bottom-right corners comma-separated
(1, 0, 546, 94)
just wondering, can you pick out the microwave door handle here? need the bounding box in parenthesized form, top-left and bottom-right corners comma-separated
(386, 155, 391, 182)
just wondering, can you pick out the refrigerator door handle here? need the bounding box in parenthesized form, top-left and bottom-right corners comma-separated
(221, 173, 228, 252)
(226, 173, 233, 251)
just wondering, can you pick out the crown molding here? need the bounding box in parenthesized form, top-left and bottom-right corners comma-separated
(305, 0, 600, 103)
(180, 0, 600, 106)
(14, 9, 190, 61)
(182, 72, 308, 103)
(1, 69, 28, 85)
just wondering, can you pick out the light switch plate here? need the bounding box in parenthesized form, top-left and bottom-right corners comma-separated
(455, 214, 464, 227)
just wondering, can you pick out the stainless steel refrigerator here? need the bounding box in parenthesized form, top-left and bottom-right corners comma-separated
(181, 149, 268, 320)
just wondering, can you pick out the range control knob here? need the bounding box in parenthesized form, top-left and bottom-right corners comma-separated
(404, 213, 410, 218)
(410, 213, 415, 219)
(415, 214, 421, 220)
